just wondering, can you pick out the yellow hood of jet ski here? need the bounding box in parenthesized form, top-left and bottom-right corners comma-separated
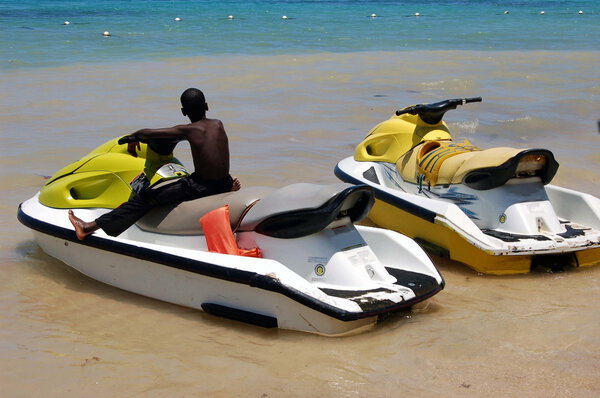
(354, 113, 452, 163)
(39, 138, 182, 209)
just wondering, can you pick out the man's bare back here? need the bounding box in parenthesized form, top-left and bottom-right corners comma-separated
(131, 117, 230, 180)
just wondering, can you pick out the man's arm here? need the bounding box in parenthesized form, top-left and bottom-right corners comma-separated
(118, 125, 191, 157)
(118, 125, 190, 144)
(131, 125, 191, 141)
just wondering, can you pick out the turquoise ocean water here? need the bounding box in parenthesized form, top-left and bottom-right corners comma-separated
(1, 0, 599, 69)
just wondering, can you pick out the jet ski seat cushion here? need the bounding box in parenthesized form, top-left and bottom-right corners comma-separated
(238, 183, 374, 239)
(397, 140, 479, 184)
(136, 186, 275, 235)
(396, 141, 558, 189)
(436, 145, 523, 185)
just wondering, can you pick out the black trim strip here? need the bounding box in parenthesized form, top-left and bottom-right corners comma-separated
(201, 303, 278, 328)
(334, 164, 437, 223)
(18, 204, 441, 322)
(482, 229, 551, 242)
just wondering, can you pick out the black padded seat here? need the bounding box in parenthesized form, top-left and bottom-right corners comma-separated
(238, 183, 374, 239)
(462, 149, 559, 190)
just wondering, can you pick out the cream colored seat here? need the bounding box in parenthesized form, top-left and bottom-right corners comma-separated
(136, 186, 274, 235)
(396, 140, 545, 187)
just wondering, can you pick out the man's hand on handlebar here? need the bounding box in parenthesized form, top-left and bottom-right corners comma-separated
(118, 135, 141, 157)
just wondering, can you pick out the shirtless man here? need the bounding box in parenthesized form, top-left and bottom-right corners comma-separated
(69, 88, 240, 240)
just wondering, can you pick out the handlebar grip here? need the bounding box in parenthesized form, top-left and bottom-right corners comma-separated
(464, 97, 482, 103)
(395, 105, 420, 116)
(117, 135, 139, 145)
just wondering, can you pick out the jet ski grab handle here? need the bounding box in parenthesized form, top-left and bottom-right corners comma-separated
(395, 97, 482, 125)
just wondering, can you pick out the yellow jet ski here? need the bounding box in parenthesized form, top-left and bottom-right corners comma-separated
(335, 97, 600, 275)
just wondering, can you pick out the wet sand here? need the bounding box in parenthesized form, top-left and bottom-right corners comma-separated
(2, 51, 600, 397)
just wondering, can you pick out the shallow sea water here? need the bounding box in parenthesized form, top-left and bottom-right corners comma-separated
(2, 51, 600, 397)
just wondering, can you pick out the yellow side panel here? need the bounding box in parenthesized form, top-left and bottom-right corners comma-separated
(39, 138, 149, 209)
(576, 247, 600, 268)
(38, 138, 183, 209)
(368, 199, 532, 275)
(39, 171, 136, 209)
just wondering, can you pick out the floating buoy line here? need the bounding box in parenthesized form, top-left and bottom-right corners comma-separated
(54, 10, 592, 38)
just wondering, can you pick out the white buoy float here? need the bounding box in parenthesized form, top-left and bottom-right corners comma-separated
(282, 15, 288, 20)
(102, 31, 111, 37)
(174, 17, 182, 22)
(370, 13, 377, 18)
(540, 11, 545, 15)
(503, 11, 509, 15)
(227, 15, 234, 20)
(63, 21, 70, 25)
(415, 12, 421, 17)
(578, 10, 584, 15)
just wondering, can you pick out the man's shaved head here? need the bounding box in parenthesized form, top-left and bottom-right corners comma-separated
(180, 88, 208, 118)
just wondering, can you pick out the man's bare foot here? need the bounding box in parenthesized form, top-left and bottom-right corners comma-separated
(68, 209, 98, 240)
(231, 177, 241, 191)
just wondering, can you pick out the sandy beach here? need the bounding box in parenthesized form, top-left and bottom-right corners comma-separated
(2, 51, 600, 397)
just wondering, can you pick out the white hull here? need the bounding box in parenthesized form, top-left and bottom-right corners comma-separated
(33, 230, 376, 335)
(19, 194, 444, 336)
(336, 157, 600, 273)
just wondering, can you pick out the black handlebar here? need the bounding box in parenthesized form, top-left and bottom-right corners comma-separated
(117, 135, 140, 145)
(395, 97, 482, 124)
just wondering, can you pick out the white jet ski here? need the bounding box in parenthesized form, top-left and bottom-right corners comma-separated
(335, 97, 600, 275)
(18, 138, 444, 336)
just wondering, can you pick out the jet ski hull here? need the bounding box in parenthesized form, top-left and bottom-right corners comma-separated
(18, 194, 444, 336)
(336, 157, 600, 275)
